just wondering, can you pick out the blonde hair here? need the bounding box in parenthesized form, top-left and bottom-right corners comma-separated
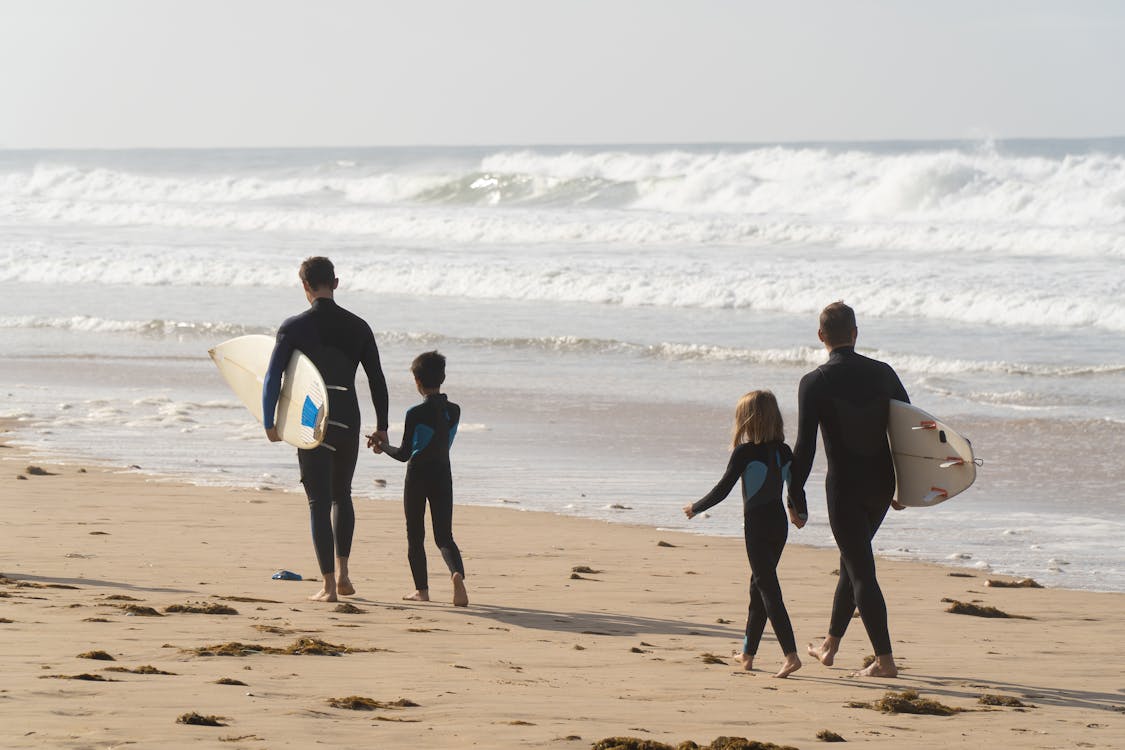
(732, 390, 784, 448)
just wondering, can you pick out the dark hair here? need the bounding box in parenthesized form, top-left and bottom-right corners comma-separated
(819, 301, 857, 346)
(411, 350, 446, 389)
(299, 256, 335, 291)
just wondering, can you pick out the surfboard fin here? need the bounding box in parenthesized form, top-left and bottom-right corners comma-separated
(922, 487, 949, 504)
(939, 457, 965, 468)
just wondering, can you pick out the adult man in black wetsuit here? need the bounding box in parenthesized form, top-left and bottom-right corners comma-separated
(787, 301, 908, 678)
(263, 257, 389, 603)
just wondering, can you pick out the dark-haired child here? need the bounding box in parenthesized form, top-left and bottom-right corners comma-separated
(371, 351, 467, 606)
(683, 389, 802, 678)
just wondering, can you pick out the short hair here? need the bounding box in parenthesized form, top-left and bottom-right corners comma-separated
(819, 301, 857, 347)
(299, 256, 335, 291)
(411, 350, 446, 389)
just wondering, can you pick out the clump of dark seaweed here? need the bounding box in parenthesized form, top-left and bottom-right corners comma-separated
(847, 689, 963, 716)
(700, 653, 726, 664)
(105, 665, 175, 675)
(943, 600, 1031, 619)
(177, 712, 227, 726)
(979, 693, 1031, 707)
(572, 566, 602, 574)
(328, 696, 419, 710)
(77, 650, 115, 661)
(215, 677, 248, 686)
(119, 604, 163, 617)
(985, 578, 1042, 589)
(102, 594, 141, 601)
(816, 729, 846, 742)
(40, 673, 118, 681)
(333, 603, 366, 614)
(188, 637, 366, 657)
(593, 738, 798, 750)
(165, 602, 239, 615)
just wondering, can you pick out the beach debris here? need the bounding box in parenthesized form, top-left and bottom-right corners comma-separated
(188, 637, 372, 657)
(40, 673, 118, 681)
(119, 604, 163, 617)
(165, 602, 239, 615)
(847, 689, 964, 716)
(630, 647, 649, 654)
(608, 503, 633, 510)
(16, 474, 27, 480)
(219, 736, 261, 743)
(328, 695, 418, 710)
(271, 570, 302, 581)
(978, 693, 1032, 707)
(105, 665, 175, 675)
(26, 465, 57, 476)
(102, 594, 142, 601)
(251, 624, 298, 635)
(572, 565, 602, 574)
(215, 595, 282, 603)
(77, 650, 115, 661)
(0, 618, 12, 623)
(88, 531, 110, 535)
(573, 644, 586, 650)
(82, 617, 111, 622)
(716, 618, 732, 624)
(594, 738, 798, 750)
(985, 578, 1042, 588)
(942, 599, 1031, 619)
(948, 572, 975, 578)
(372, 478, 387, 487)
(656, 540, 677, 548)
(816, 729, 846, 742)
(505, 720, 536, 725)
(215, 677, 248, 685)
(570, 573, 591, 580)
(334, 603, 366, 614)
(700, 653, 726, 665)
(176, 712, 227, 726)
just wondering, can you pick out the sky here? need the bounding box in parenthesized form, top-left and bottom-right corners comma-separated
(2, 0, 1124, 148)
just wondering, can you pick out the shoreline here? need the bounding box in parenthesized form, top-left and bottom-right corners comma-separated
(3, 426, 1124, 748)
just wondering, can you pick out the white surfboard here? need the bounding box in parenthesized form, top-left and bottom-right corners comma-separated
(888, 400, 976, 507)
(208, 334, 328, 450)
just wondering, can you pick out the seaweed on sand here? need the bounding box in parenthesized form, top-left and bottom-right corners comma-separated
(943, 600, 1032, 619)
(188, 637, 372, 657)
(105, 665, 176, 675)
(847, 689, 964, 716)
(165, 602, 239, 615)
(177, 712, 227, 726)
(327, 696, 419, 710)
(979, 693, 1031, 707)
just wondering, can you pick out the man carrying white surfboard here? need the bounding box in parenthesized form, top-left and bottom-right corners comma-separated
(263, 256, 389, 603)
(787, 301, 908, 678)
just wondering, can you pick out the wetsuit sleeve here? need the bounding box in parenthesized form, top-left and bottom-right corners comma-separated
(360, 328, 390, 431)
(262, 328, 295, 430)
(382, 408, 416, 463)
(690, 447, 748, 516)
(787, 372, 818, 518)
(887, 364, 909, 405)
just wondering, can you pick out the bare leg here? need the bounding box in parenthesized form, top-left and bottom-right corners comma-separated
(808, 635, 840, 666)
(335, 556, 355, 596)
(773, 652, 802, 678)
(308, 576, 338, 603)
(403, 589, 430, 602)
(853, 652, 898, 678)
(452, 572, 468, 607)
(732, 652, 754, 672)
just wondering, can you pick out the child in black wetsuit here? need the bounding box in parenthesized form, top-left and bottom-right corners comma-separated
(372, 351, 468, 607)
(683, 390, 803, 678)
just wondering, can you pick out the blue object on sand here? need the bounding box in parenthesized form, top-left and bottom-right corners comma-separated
(271, 570, 302, 581)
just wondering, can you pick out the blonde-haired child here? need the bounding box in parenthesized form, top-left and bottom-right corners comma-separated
(683, 390, 803, 678)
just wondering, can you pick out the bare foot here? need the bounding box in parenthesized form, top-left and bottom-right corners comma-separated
(308, 588, 338, 603)
(403, 589, 430, 602)
(807, 637, 838, 666)
(773, 653, 802, 678)
(732, 652, 754, 672)
(452, 572, 468, 607)
(852, 655, 898, 678)
(336, 578, 356, 596)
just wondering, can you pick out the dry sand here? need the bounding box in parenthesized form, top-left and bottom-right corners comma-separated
(2, 432, 1123, 749)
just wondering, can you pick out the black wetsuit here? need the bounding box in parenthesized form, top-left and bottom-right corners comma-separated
(263, 297, 389, 576)
(788, 346, 908, 656)
(691, 441, 797, 656)
(384, 393, 464, 591)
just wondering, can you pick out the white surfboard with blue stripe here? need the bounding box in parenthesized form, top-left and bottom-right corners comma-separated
(208, 334, 328, 450)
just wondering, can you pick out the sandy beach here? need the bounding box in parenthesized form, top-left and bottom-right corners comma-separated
(2, 431, 1123, 750)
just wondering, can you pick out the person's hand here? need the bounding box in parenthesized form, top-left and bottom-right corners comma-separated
(788, 506, 807, 529)
(367, 430, 388, 453)
(682, 504, 696, 520)
(265, 426, 281, 442)
(890, 499, 906, 511)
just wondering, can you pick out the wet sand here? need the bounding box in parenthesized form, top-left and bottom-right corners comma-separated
(2, 435, 1123, 749)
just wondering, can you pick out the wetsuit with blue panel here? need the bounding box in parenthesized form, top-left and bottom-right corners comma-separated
(383, 393, 464, 591)
(690, 440, 797, 657)
(787, 346, 908, 656)
(262, 297, 389, 576)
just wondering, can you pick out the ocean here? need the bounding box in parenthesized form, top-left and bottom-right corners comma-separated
(1, 140, 1122, 592)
